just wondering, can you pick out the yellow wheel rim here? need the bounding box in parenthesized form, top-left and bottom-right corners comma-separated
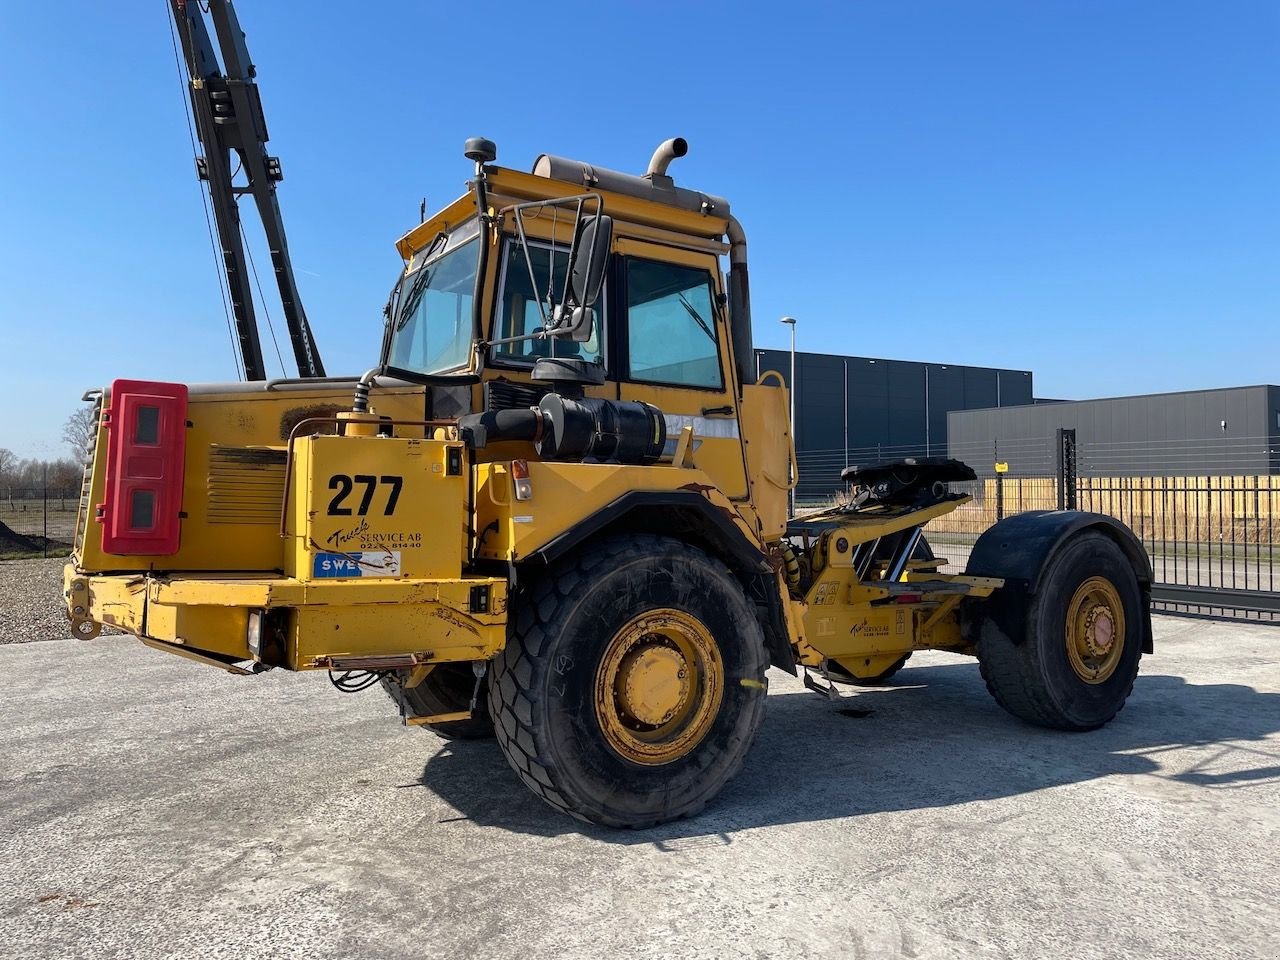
(594, 607, 724, 766)
(1065, 576, 1126, 684)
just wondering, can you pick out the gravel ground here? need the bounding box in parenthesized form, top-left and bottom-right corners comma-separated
(0, 557, 77, 644)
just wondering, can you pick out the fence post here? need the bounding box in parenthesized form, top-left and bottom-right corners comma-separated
(1056, 428, 1078, 511)
(42, 462, 48, 559)
(995, 439, 1004, 521)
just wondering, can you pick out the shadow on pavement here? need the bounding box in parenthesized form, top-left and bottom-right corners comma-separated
(412, 662, 1280, 844)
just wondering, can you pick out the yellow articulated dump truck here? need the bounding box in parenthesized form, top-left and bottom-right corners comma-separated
(65, 137, 1153, 828)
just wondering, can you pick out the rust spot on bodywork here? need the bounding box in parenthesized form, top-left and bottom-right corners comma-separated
(211, 446, 287, 468)
(280, 405, 343, 439)
(434, 607, 479, 636)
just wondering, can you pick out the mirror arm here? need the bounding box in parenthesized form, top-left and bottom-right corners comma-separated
(485, 331, 550, 349)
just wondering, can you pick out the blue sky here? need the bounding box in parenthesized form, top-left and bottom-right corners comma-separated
(1, 1, 1276, 459)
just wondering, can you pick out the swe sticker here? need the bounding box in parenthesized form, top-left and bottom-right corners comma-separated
(312, 550, 402, 579)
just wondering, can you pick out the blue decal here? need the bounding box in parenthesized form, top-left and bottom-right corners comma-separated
(313, 552, 365, 578)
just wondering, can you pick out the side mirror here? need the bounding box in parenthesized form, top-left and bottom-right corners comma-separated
(567, 215, 612, 308)
(547, 305, 595, 343)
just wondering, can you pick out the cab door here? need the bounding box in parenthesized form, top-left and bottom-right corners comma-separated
(613, 241, 749, 499)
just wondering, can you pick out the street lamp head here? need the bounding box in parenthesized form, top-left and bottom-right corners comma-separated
(780, 316, 797, 326)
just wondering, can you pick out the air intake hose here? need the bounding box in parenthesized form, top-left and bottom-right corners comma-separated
(456, 408, 543, 448)
(536, 395, 665, 464)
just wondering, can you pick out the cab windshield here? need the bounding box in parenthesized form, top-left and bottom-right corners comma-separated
(387, 226, 479, 376)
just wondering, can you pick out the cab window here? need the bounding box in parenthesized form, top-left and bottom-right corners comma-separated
(625, 258, 722, 389)
(491, 239, 604, 366)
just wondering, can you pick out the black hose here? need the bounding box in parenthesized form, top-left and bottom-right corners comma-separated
(470, 168, 491, 372)
(457, 408, 541, 448)
(352, 367, 380, 413)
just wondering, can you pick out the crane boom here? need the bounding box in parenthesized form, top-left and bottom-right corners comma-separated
(169, 0, 325, 380)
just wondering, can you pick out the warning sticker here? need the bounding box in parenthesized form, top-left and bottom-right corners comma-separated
(813, 581, 840, 606)
(312, 549, 402, 579)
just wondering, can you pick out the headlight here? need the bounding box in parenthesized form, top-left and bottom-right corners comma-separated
(247, 610, 264, 657)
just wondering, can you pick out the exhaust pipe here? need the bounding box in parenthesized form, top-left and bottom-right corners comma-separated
(726, 214, 755, 389)
(533, 137, 726, 220)
(533, 138, 754, 386)
(645, 137, 688, 180)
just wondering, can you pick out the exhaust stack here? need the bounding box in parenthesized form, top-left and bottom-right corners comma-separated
(645, 137, 688, 181)
(532, 137, 728, 220)
(531, 139, 755, 387)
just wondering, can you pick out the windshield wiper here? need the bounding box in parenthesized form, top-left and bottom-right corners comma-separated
(395, 232, 448, 330)
(677, 291, 717, 343)
(396, 266, 432, 330)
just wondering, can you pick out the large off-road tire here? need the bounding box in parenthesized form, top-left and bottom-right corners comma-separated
(381, 662, 494, 740)
(974, 531, 1143, 731)
(489, 535, 770, 828)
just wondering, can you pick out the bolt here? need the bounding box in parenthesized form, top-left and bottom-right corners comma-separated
(677, 669, 686, 679)
(73, 605, 85, 616)
(72, 580, 86, 591)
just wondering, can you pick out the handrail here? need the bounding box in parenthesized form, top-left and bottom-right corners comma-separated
(756, 370, 798, 492)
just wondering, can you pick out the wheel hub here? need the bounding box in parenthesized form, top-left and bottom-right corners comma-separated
(1065, 576, 1126, 684)
(617, 645, 689, 726)
(1085, 605, 1115, 656)
(594, 608, 724, 766)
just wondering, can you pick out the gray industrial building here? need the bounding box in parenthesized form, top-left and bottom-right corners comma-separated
(948, 385, 1280, 476)
(754, 349, 1034, 499)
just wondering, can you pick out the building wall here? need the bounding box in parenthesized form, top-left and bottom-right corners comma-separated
(947, 386, 1279, 476)
(754, 350, 1034, 498)
(1270, 386, 1280, 454)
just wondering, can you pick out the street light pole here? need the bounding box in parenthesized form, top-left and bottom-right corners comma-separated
(781, 316, 797, 516)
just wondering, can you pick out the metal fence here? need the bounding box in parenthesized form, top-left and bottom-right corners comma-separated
(0, 483, 80, 559)
(800, 431, 1280, 624)
(8, 431, 1279, 623)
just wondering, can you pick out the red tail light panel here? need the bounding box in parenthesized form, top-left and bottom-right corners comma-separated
(98, 379, 188, 555)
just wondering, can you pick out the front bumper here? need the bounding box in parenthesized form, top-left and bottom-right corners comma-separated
(64, 564, 508, 672)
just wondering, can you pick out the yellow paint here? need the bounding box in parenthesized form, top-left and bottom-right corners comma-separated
(737, 380, 791, 540)
(1065, 575, 1126, 684)
(73, 381, 428, 574)
(285, 434, 467, 580)
(594, 607, 724, 766)
(473, 460, 757, 563)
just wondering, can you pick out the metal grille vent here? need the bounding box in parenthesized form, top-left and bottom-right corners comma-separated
(485, 378, 547, 412)
(207, 446, 287, 525)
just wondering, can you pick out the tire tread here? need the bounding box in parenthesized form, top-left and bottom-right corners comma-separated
(489, 535, 768, 827)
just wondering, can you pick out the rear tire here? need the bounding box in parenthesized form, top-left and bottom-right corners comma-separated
(489, 536, 770, 828)
(381, 662, 494, 740)
(973, 531, 1143, 731)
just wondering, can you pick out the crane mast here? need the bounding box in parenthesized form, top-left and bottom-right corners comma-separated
(168, 0, 325, 380)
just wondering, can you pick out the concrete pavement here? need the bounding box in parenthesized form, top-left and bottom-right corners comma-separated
(2, 616, 1278, 959)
